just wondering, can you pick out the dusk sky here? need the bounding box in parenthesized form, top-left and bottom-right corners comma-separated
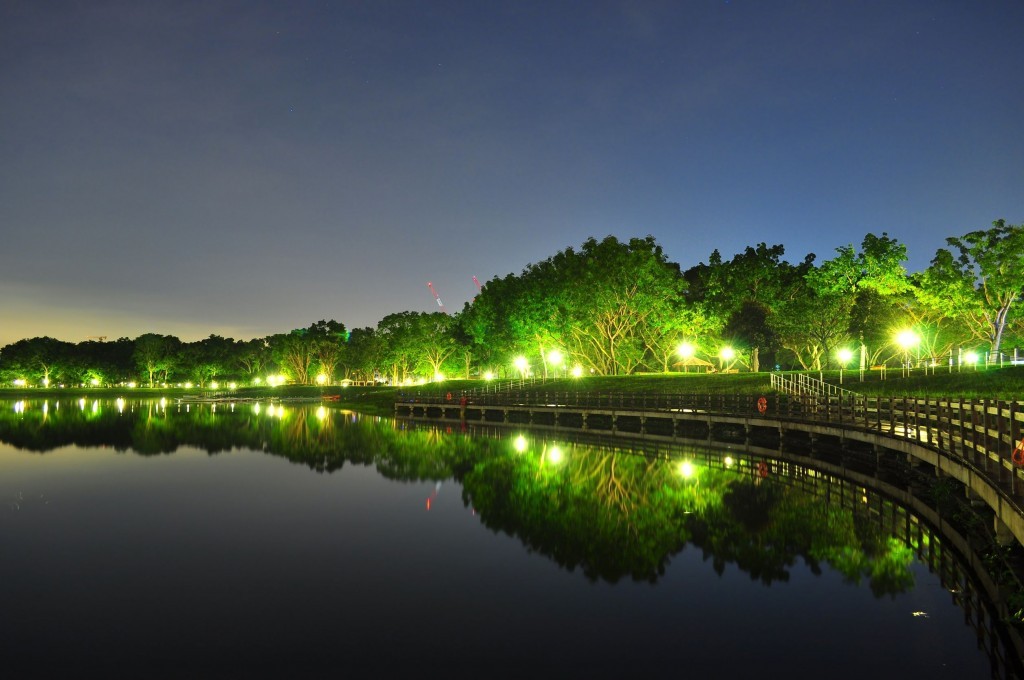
(2, 1, 1022, 346)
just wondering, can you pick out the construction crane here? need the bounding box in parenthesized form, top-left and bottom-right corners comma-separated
(426, 282, 448, 314)
(85, 336, 108, 342)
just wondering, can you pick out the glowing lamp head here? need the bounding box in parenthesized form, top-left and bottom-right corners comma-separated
(513, 435, 528, 453)
(316, 374, 327, 385)
(719, 346, 735, 361)
(965, 351, 979, 365)
(837, 348, 853, 364)
(483, 371, 494, 381)
(513, 356, 529, 373)
(547, 349, 563, 366)
(679, 461, 695, 478)
(896, 330, 919, 349)
(571, 365, 583, 378)
(677, 342, 695, 358)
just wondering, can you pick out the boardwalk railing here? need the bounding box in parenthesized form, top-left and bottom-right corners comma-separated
(400, 390, 1024, 494)
(770, 372, 859, 398)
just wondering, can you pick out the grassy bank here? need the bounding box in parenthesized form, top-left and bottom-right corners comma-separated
(2, 366, 1021, 414)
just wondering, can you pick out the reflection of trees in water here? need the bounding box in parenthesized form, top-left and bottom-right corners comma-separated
(0, 399, 934, 593)
(690, 481, 915, 595)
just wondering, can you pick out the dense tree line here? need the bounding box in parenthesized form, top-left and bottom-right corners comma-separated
(2, 220, 1022, 386)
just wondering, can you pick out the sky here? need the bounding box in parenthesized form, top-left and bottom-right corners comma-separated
(1, 0, 1022, 346)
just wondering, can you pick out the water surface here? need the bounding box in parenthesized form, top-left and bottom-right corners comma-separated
(0, 398, 1016, 678)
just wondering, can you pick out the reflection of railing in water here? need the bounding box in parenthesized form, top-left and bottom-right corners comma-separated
(405, 417, 1024, 678)
(397, 390, 1024, 542)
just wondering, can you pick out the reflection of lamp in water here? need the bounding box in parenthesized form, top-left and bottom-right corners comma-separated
(547, 445, 563, 464)
(316, 406, 327, 420)
(678, 461, 694, 478)
(513, 435, 528, 453)
(723, 456, 734, 468)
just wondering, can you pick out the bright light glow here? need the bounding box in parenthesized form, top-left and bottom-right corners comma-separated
(571, 365, 583, 378)
(837, 348, 853, 364)
(316, 374, 327, 385)
(13, 401, 25, 414)
(679, 461, 695, 478)
(719, 346, 735, 360)
(513, 356, 529, 374)
(547, 445, 563, 464)
(12, 378, 26, 387)
(896, 330, 919, 349)
(185, 382, 193, 389)
(254, 377, 262, 385)
(724, 456, 734, 468)
(78, 398, 86, 410)
(513, 435, 528, 453)
(253, 403, 261, 415)
(42, 378, 50, 387)
(434, 373, 445, 382)
(210, 381, 219, 390)
(677, 342, 695, 358)
(160, 397, 167, 408)
(229, 382, 237, 390)
(90, 378, 99, 386)
(547, 349, 563, 366)
(116, 398, 125, 413)
(484, 371, 495, 381)
(316, 406, 327, 420)
(965, 351, 979, 365)
(127, 382, 136, 388)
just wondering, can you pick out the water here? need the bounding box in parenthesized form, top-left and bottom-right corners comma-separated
(0, 398, 1018, 678)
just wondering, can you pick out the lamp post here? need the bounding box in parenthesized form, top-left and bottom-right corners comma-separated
(896, 330, 919, 378)
(677, 342, 695, 373)
(513, 356, 529, 383)
(837, 348, 853, 385)
(547, 349, 563, 380)
(719, 346, 735, 372)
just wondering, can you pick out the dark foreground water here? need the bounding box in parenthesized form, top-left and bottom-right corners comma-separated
(0, 398, 1019, 678)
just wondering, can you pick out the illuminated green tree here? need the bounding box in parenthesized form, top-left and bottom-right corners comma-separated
(133, 333, 181, 386)
(914, 220, 1024, 356)
(0, 336, 74, 385)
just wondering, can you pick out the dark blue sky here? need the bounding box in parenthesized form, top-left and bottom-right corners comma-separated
(1, 0, 1022, 345)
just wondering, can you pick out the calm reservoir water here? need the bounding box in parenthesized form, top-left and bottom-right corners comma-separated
(1, 398, 1019, 678)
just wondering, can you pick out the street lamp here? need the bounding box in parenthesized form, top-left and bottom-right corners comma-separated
(896, 330, 919, 377)
(837, 348, 853, 385)
(677, 342, 695, 373)
(547, 349, 563, 379)
(513, 356, 529, 380)
(719, 346, 735, 372)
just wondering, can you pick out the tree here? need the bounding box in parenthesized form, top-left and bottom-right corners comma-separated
(685, 244, 812, 371)
(236, 338, 270, 381)
(181, 335, 234, 387)
(0, 337, 74, 385)
(133, 334, 181, 387)
(808, 232, 912, 370)
(268, 331, 315, 385)
(306, 320, 348, 383)
(914, 220, 1024, 357)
